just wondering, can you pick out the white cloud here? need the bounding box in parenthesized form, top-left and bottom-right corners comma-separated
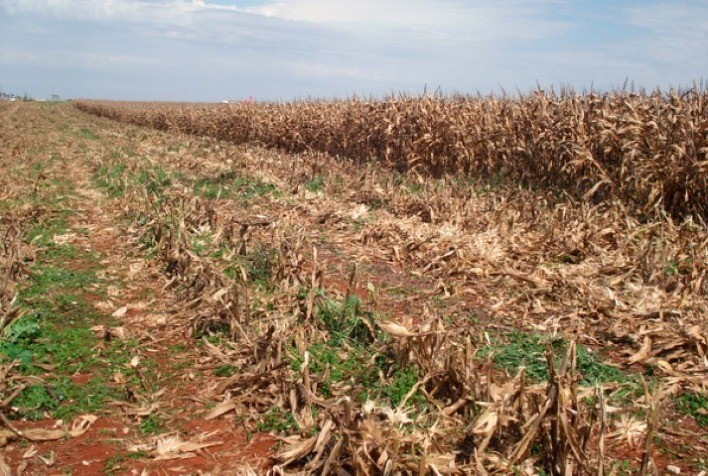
(0, 0, 704, 100)
(0, 0, 570, 40)
(624, 1, 708, 72)
(0, 0, 144, 21)
(245, 0, 571, 41)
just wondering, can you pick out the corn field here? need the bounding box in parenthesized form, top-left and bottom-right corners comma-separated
(75, 90, 708, 220)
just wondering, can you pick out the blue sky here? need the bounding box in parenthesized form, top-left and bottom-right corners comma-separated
(0, 0, 705, 101)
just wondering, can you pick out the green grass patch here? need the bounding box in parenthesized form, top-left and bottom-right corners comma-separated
(137, 165, 171, 197)
(289, 293, 424, 409)
(214, 364, 237, 377)
(316, 294, 374, 346)
(139, 414, 164, 435)
(1, 215, 153, 421)
(78, 128, 100, 140)
(190, 232, 212, 257)
(223, 245, 278, 288)
(193, 172, 279, 201)
(478, 331, 629, 385)
(26, 214, 71, 246)
(12, 377, 117, 421)
(104, 450, 148, 475)
(256, 406, 298, 434)
(384, 365, 425, 408)
(93, 159, 172, 200)
(93, 163, 128, 197)
(675, 392, 708, 427)
(3, 278, 135, 419)
(305, 175, 325, 193)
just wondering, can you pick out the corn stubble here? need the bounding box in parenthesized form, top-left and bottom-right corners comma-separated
(75, 92, 708, 474)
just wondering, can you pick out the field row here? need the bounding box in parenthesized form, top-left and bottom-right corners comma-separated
(75, 91, 708, 220)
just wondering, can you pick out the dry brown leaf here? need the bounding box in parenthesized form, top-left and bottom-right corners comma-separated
(111, 371, 126, 384)
(69, 415, 98, 437)
(38, 450, 55, 466)
(89, 324, 130, 341)
(277, 435, 318, 465)
(378, 321, 416, 337)
(32, 363, 55, 371)
(90, 324, 107, 336)
(22, 428, 66, 441)
(52, 233, 75, 245)
(22, 444, 37, 459)
(0, 453, 10, 476)
(628, 336, 652, 365)
(609, 414, 647, 447)
(154, 435, 222, 460)
(94, 300, 113, 311)
(125, 403, 160, 417)
(204, 400, 237, 420)
(112, 306, 128, 317)
(110, 326, 128, 340)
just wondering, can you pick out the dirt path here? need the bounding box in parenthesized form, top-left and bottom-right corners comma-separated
(1, 102, 706, 474)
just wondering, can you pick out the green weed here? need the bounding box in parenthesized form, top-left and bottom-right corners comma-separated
(247, 246, 277, 287)
(383, 365, 425, 408)
(675, 392, 708, 427)
(137, 166, 171, 196)
(192, 171, 237, 198)
(193, 172, 279, 201)
(2, 215, 154, 421)
(289, 293, 424, 408)
(236, 177, 279, 199)
(139, 414, 164, 435)
(214, 365, 237, 377)
(104, 450, 148, 475)
(305, 175, 325, 193)
(305, 342, 378, 398)
(478, 332, 629, 385)
(78, 128, 100, 141)
(316, 294, 374, 345)
(256, 406, 298, 434)
(223, 246, 277, 288)
(93, 163, 127, 197)
(26, 215, 70, 246)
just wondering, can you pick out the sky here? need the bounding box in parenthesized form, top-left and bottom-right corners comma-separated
(0, 0, 706, 101)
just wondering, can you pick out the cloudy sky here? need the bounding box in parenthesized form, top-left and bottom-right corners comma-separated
(0, 0, 706, 101)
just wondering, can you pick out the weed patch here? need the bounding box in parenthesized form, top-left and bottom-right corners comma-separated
(193, 172, 279, 201)
(305, 175, 324, 193)
(256, 406, 298, 434)
(78, 127, 100, 141)
(104, 450, 148, 474)
(139, 414, 164, 435)
(1, 214, 152, 421)
(478, 331, 629, 385)
(214, 364, 237, 377)
(93, 163, 128, 197)
(288, 294, 424, 408)
(675, 392, 708, 427)
(223, 245, 278, 288)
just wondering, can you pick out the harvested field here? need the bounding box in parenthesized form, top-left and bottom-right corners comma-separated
(1, 100, 706, 474)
